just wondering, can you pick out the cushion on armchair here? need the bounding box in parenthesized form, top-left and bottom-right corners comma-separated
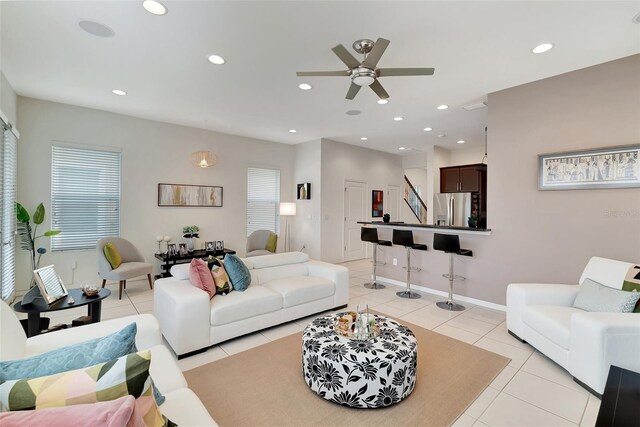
(573, 278, 640, 313)
(265, 233, 278, 253)
(103, 242, 122, 269)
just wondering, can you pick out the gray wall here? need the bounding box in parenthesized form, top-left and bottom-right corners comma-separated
(0, 71, 17, 125)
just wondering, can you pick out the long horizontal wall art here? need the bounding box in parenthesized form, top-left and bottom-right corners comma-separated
(538, 144, 640, 190)
(158, 183, 223, 207)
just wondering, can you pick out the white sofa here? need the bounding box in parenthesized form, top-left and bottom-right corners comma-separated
(154, 252, 349, 357)
(0, 301, 216, 426)
(506, 256, 640, 395)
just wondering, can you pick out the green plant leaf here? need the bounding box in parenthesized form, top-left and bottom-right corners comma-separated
(33, 203, 45, 225)
(17, 222, 33, 251)
(16, 203, 30, 223)
(43, 230, 61, 236)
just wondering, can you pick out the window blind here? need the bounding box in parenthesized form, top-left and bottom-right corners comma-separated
(247, 167, 280, 236)
(1, 126, 17, 301)
(51, 145, 121, 251)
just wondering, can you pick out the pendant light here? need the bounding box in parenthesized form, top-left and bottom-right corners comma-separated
(190, 151, 218, 168)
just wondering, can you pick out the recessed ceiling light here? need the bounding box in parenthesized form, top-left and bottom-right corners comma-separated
(437, 105, 449, 110)
(423, 127, 433, 132)
(399, 147, 406, 150)
(393, 116, 403, 121)
(532, 43, 553, 54)
(377, 99, 388, 105)
(142, 0, 167, 15)
(289, 129, 297, 133)
(345, 110, 362, 116)
(298, 83, 312, 90)
(457, 140, 465, 144)
(78, 20, 114, 38)
(361, 137, 368, 141)
(112, 89, 127, 96)
(207, 55, 226, 65)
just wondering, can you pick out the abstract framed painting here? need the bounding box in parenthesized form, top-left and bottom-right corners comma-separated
(538, 145, 640, 190)
(158, 183, 223, 207)
(372, 190, 384, 217)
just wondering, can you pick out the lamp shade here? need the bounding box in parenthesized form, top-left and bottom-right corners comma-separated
(190, 151, 218, 168)
(279, 202, 296, 216)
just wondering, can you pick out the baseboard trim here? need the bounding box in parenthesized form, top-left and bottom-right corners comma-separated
(375, 276, 506, 312)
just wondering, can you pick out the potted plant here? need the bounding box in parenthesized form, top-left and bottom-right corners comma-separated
(16, 202, 61, 287)
(468, 213, 478, 228)
(383, 213, 391, 223)
(183, 225, 200, 252)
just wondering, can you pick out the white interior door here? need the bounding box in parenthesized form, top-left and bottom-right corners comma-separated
(387, 185, 400, 222)
(344, 181, 366, 261)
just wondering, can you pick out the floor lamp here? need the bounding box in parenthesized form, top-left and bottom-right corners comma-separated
(279, 202, 296, 252)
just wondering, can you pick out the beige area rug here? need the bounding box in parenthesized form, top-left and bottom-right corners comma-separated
(184, 315, 510, 427)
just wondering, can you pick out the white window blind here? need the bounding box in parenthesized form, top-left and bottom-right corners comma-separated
(247, 167, 280, 236)
(51, 145, 121, 251)
(1, 125, 17, 301)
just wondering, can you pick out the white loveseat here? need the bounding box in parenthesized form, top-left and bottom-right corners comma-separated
(0, 301, 216, 426)
(506, 256, 640, 395)
(154, 252, 349, 357)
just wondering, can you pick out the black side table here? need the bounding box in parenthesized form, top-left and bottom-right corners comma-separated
(154, 248, 236, 278)
(14, 288, 111, 337)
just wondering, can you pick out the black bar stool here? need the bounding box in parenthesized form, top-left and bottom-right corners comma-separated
(433, 233, 473, 311)
(392, 229, 428, 299)
(361, 227, 392, 289)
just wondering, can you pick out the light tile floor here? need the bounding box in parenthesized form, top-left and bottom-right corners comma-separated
(23, 260, 601, 426)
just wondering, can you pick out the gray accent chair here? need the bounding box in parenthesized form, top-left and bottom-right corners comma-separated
(97, 237, 153, 300)
(246, 230, 277, 257)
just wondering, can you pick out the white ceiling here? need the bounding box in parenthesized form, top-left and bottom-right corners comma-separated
(2, 1, 639, 154)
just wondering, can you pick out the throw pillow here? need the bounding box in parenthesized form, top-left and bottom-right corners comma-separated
(224, 254, 252, 291)
(621, 265, 640, 313)
(0, 350, 168, 427)
(573, 278, 640, 313)
(209, 258, 233, 295)
(189, 258, 216, 299)
(0, 323, 137, 381)
(265, 233, 278, 253)
(103, 242, 122, 269)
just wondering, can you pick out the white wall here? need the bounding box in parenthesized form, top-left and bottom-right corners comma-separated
(0, 71, 17, 126)
(292, 140, 322, 259)
(15, 97, 294, 291)
(320, 138, 404, 263)
(450, 145, 486, 166)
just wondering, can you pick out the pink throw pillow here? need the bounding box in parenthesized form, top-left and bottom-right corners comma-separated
(189, 258, 216, 298)
(0, 396, 139, 427)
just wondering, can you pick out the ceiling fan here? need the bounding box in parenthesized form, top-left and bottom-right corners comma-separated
(296, 38, 435, 101)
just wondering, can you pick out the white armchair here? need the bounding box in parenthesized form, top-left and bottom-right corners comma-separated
(97, 237, 153, 299)
(506, 256, 640, 395)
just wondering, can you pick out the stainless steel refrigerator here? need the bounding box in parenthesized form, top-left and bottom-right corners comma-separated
(433, 193, 472, 227)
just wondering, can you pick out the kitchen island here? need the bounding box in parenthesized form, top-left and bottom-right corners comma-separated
(357, 221, 491, 235)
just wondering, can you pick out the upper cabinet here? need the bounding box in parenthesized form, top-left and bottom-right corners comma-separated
(440, 163, 487, 193)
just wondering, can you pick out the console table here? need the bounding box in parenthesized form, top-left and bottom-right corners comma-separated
(14, 288, 111, 337)
(155, 248, 236, 278)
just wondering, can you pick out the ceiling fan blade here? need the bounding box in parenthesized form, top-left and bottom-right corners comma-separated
(296, 70, 350, 77)
(345, 83, 362, 100)
(369, 80, 389, 100)
(331, 44, 360, 69)
(378, 68, 435, 77)
(363, 38, 390, 68)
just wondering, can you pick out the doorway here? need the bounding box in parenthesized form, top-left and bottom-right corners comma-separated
(343, 180, 366, 261)
(387, 185, 400, 222)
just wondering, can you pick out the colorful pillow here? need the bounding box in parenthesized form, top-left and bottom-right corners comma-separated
(209, 258, 232, 295)
(0, 350, 168, 426)
(265, 233, 278, 253)
(224, 254, 252, 292)
(189, 258, 216, 299)
(622, 265, 640, 313)
(103, 242, 122, 269)
(574, 278, 640, 313)
(0, 323, 138, 382)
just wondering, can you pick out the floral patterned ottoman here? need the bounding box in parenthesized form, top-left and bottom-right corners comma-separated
(302, 313, 418, 408)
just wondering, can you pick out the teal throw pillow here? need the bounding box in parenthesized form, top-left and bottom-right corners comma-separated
(224, 254, 251, 291)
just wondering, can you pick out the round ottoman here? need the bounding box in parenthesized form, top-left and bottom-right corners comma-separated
(302, 313, 418, 408)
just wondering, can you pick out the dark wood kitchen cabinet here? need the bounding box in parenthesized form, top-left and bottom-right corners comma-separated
(440, 163, 486, 193)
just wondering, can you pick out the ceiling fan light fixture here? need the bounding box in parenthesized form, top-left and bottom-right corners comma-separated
(190, 151, 217, 168)
(351, 67, 376, 87)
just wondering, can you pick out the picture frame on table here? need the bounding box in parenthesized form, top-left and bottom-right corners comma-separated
(167, 244, 177, 257)
(215, 240, 224, 251)
(178, 243, 188, 256)
(33, 265, 68, 305)
(205, 241, 215, 252)
(538, 144, 640, 190)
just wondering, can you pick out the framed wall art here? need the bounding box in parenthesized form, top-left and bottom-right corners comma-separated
(538, 145, 640, 190)
(372, 190, 384, 217)
(158, 183, 223, 207)
(297, 183, 311, 200)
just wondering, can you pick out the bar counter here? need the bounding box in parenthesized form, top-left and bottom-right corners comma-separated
(357, 221, 491, 235)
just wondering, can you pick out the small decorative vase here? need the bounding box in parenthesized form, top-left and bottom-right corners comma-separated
(186, 237, 195, 252)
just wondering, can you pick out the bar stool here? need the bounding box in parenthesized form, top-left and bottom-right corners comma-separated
(361, 227, 392, 289)
(392, 229, 428, 299)
(433, 233, 473, 311)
